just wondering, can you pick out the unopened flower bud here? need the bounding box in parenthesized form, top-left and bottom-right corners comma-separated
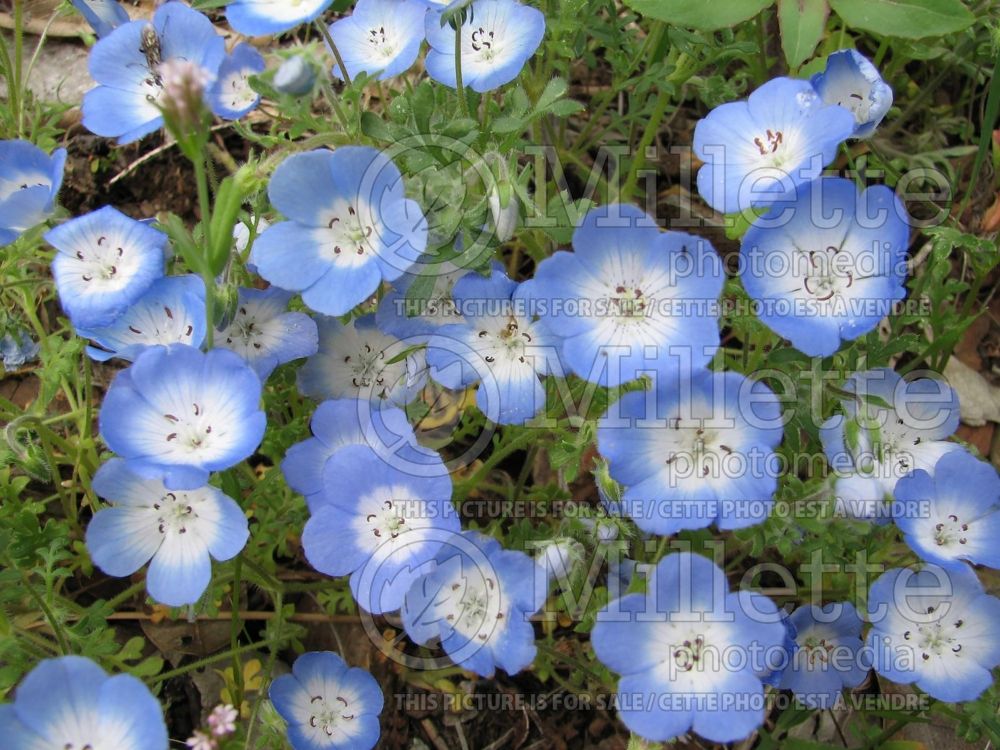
(488, 186, 519, 243)
(273, 55, 316, 96)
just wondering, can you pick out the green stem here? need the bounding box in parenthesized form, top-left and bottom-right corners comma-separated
(151, 638, 279, 684)
(14, 0, 24, 137)
(316, 20, 352, 87)
(193, 155, 216, 345)
(105, 580, 148, 610)
(454, 430, 537, 500)
(230, 553, 244, 710)
(454, 21, 468, 117)
(11, 558, 70, 654)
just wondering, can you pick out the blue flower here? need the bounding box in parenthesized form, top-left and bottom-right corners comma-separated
(521, 204, 724, 388)
(268, 651, 382, 750)
(812, 50, 893, 139)
(327, 0, 427, 81)
(251, 147, 427, 316)
(693, 77, 855, 215)
(76, 274, 206, 361)
(820, 368, 964, 521)
(778, 603, 867, 708)
(402, 530, 547, 676)
(283, 399, 444, 512)
(99, 344, 267, 490)
(82, 2, 226, 144)
(86, 457, 249, 606)
(207, 43, 265, 120)
(424, 0, 545, 93)
(301, 443, 458, 613)
(866, 564, 1000, 702)
(71, 0, 131, 37)
(894, 451, 1000, 570)
(597, 371, 783, 536)
(46, 205, 166, 329)
(740, 177, 908, 357)
(426, 264, 552, 425)
(0, 139, 67, 246)
(274, 55, 316, 95)
(0, 330, 40, 372)
(298, 314, 427, 406)
(0, 655, 167, 749)
(375, 263, 469, 341)
(591, 552, 787, 744)
(216, 287, 319, 380)
(226, 0, 334, 36)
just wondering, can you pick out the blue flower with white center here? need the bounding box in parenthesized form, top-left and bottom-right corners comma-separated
(327, 0, 427, 81)
(71, 0, 131, 37)
(0, 139, 67, 247)
(866, 564, 1000, 702)
(0, 330, 40, 373)
(301, 443, 458, 614)
(268, 651, 382, 750)
(46, 206, 166, 329)
(740, 177, 909, 357)
(693, 77, 855, 215)
(226, 0, 334, 36)
(591, 552, 787, 744)
(207, 43, 265, 120)
(812, 49, 893, 139)
(216, 287, 319, 380)
(777, 603, 867, 709)
(99, 344, 267, 490)
(0, 655, 168, 750)
(298, 314, 427, 406)
(283, 399, 444, 513)
(86, 458, 249, 606)
(820, 368, 964, 521)
(424, 0, 545, 93)
(402, 530, 547, 677)
(426, 265, 552, 425)
(82, 2, 226, 145)
(520, 204, 724, 388)
(597, 371, 783, 536)
(274, 55, 317, 95)
(251, 147, 427, 317)
(375, 263, 468, 341)
(76, 274, 206, 362)
(894, 451, 1000, 570)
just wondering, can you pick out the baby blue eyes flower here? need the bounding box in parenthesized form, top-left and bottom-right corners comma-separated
(251, 147, 428, 317)
(298, 314, 427, 405)
(591, 552, 787, 744)
(86, 458, 249, 606)
(82, 2, 226, 144)
(282, 398, 444, 512)
(693, 77, 855, 215)
(301, 443, 458, 614)
(402, 530, 547, 677)
(46, 205, 167, 329)
(268, 651, 383, 750)
(866, 564, 1000, 703)
(0, 330, 40, 372)
(375, 264, 468, 341)
(207, 43, 265, 120)
(522, 203, 723, 388)
(76, 274, 206, 361)
(812, 49, 893, 139)
(71, 0, 131, 38)
(777, 603, 867, 709)
(0, 655, 168, 750)
(0, 139, 67, 247)
(226, 0, 334, 36)
(424, 0, 546, 93)
(820, 368, 963, 520)
(328, 0, 427, 81)
(216, 287, 319, 380)
(99, 344, 267, 490)
(597, 371, 783, 536)
(740, 177, 909, 358)
(894, 451, 1000, 570)
(427, 264, 551, 425)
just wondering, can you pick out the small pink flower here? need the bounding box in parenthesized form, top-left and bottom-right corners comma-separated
(186, 730, 216, 750)
(207, 703, 239, 736)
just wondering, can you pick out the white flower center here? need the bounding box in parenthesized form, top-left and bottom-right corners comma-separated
(477, 316, 533, 365)
(365, 498, 408, 542)
(223, 305, 264, 355)
(323, 203, 375, 264)
(664, 421, 735, 479)
(367, 25, 396, 58)
(471, 25, 500, 62)
(932, 513, 970, 548)
(162, 402, 217, 455)
(153, 490, 198, 536)
(902, 611, 966, 661)
(345, 341, 390, 394)
(307, 694, 358, 738)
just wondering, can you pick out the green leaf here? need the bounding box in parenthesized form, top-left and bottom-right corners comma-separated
(622, 0, 774, 30)
(777, 0, 829, 68)
(829, 0, 975, 39)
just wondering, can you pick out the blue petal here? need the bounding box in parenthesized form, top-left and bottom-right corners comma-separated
(97, 673, 168, 748)
(300, 259, 383, 317)
(615, 670, 693, 742)
(302, 505, 373, 577)
(226, 0, 334, 35)
(266, 151, 340, 227)
(146, 531, 212, 606)
(689, 669, 766, 743)
(208, 43, 266, 120)
(200, 487, 249, 561)
(86, 506, 162, 577)
(11, 656, 107, 738)
(71, 0, 131, 37)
